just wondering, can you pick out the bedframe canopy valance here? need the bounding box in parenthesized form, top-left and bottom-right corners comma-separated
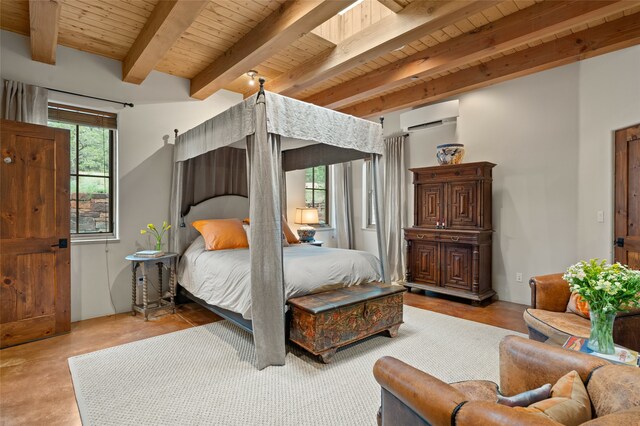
(169, 84, 388, 369)
(173, 91, 383, 165)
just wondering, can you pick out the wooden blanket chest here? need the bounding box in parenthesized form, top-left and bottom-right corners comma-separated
(288, 282, 406, 363)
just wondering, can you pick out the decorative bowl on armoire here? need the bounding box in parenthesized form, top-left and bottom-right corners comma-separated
(436, 143, 465, 165)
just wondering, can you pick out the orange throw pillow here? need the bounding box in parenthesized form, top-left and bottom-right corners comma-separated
(282, 217, 300, 244)
(567, 292, 590, 319)
(192, 219, 248, 251)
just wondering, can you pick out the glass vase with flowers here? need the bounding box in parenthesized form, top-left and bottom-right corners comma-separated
(563, 259, 640, 354)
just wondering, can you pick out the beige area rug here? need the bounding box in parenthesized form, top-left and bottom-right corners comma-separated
(68, 306, 525, 425)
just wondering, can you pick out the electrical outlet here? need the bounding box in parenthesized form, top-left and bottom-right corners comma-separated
(516, 272, 523, 283)
(597, 210, 604, 223)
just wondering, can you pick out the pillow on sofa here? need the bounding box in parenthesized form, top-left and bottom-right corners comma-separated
(514, 370, 591, 426)
(567, 292, 590, 319)
(497, 383, 551, 407)
(192, 219, 248, 250)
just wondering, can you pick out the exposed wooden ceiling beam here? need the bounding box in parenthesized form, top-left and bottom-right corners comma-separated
(339, 12, 640, 118)
(123, 0, 208, 85)
(306, 0, 634, 110)
(189, 0, 350, 100)
(377, 0, 404, 13)
(248, 0, 500, 98)
(28, 0, 61, 65)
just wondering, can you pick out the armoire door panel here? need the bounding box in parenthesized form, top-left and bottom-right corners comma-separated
(442, 244, 472, 291)
(412, 242, 438, 285)
(416, 184, 442, 227)
(447, 181, 478, 228)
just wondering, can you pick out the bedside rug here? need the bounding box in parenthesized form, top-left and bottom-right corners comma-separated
(68, 305, 524, 425)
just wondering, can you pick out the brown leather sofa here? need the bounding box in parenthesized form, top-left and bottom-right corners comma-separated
(373, 335, 640, 425)
(525, 273, 640, 351)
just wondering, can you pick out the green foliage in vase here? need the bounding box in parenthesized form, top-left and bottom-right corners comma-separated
(563, 259, 640, 314)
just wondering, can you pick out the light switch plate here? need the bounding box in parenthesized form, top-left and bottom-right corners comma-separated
(597, 211, 604, 223)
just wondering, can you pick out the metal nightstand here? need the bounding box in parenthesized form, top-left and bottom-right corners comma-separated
(126, 252, 178, 320)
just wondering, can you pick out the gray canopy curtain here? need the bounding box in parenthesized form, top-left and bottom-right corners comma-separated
(1, 79, 48, 125)
(170, 89, 388, 369)
(384, 135, 407, 284)
(246, 92, 286, 368)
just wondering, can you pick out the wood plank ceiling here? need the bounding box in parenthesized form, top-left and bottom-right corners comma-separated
(1, 0, 639, 117)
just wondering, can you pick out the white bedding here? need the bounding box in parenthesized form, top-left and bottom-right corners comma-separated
(178, 236, 383, 319)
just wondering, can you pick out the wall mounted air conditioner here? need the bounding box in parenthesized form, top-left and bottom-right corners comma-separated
(400, 99, 459, 132)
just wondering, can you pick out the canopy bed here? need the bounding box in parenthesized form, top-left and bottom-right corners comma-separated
(169, 80, 391, 369)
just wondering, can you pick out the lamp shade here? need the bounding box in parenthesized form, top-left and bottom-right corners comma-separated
(294, 207, 319, 225)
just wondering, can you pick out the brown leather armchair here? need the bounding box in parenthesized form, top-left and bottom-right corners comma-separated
(374, 335, 640, 425)
(525, 273, 640, 351)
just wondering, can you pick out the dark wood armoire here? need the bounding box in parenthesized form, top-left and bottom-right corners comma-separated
(404, 161, 495, 305)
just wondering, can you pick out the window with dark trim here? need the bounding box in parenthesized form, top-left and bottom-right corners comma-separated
(47, 104, 117, 237)
(304, 166, 329, 225)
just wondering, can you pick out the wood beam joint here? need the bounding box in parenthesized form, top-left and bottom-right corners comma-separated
(28, 0, 61, 65)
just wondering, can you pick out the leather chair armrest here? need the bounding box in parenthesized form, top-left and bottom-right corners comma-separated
(374, 356, 466, 426)
(529, 273, 571, 312)
(499, 336, 609, 396)
(455, 401, 560, 425)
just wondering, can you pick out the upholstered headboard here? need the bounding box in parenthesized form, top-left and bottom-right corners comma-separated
(179, 195, 249, 253)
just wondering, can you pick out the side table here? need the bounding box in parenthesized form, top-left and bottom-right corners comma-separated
(301, 240, 323, 247)
(125, 252, 178, 320)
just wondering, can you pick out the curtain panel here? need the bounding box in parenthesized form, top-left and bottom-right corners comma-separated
(2, 79, 48, 125)
(383, 135, 407, 284)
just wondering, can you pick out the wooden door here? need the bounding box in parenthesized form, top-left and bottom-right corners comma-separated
(446, 181, 479, 228)
(0, 119, 70, 348)
(614, 124, 640, 269)
(441, 243, 472, 291)
(416, 184, 443, 227)
(411, 241, 439, 285)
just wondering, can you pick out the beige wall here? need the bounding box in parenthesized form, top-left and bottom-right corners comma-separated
(351, 45, 640, 305)
(1, 30, 242, 321)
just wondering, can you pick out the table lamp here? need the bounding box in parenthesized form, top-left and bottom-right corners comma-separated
(294, 207, 319, 242)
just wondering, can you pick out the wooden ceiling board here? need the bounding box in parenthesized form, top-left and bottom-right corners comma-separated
(1, 0, 639, 106)
(0, 0, 29, 34)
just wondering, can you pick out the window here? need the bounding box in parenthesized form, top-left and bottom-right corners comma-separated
(363, 160, 376, 228)
(304, 166, 328, 224)
(47, 104, 117, 238)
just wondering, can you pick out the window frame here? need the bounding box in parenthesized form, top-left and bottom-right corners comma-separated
(304, 165, 330, 227)
(362, 159, 376, 229)
(48, 104, 118, 242)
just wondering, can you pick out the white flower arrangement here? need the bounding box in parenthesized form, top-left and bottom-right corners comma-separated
(563, 259, 640, 314)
